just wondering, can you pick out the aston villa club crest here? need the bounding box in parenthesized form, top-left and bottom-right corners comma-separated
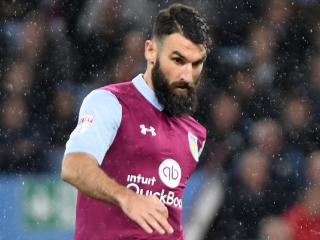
(188, 132, 199, 162)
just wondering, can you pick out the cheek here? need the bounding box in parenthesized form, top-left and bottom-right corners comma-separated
(160, 61, 180, 83)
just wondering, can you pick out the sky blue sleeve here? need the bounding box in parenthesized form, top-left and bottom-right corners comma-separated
(64, 89, 122, 165)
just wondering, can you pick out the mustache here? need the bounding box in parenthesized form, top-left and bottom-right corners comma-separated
(171, 81, 195, 90)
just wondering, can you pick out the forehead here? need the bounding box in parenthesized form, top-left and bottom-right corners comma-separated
(160, 33, 206, 60)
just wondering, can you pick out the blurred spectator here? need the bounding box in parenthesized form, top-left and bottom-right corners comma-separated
(231, 67, 256, 104)
(282, 151, 320, 240)
(230, 65, 281, 121)
(3, 60, 34, 97)
(258, 216, 293, 240)
(264, 0, 311, 92)
(108, 30, 146, 84)
(48, 88, 77, 148)
(0, 97, 46, 173)
(76, 0, 126, 82)
(281, 94, 317, 154)
(264, 0, 293, 31)
(205, 149, 272, 239)
(248, 23, 276, 89)
(203, 92, 245, 173)
(250, 119, 283, 157)
(250, 119, 304, 212)
(17, 12, 47, 65)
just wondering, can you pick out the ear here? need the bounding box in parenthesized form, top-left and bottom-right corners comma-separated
(144, 40, 157, 64)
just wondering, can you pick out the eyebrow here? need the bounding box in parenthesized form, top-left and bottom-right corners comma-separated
(171, 50, 206, 64)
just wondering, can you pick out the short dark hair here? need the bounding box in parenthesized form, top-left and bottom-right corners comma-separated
(152, 3, 212, 52)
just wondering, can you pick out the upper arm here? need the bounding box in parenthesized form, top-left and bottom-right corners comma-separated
(64, 89, 122, 164)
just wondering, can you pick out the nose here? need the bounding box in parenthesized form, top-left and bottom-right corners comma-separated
(181, 63, 193, 83)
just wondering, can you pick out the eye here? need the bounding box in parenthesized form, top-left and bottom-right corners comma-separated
(173, 57, 185, 65)
(192, 60, 204, 68)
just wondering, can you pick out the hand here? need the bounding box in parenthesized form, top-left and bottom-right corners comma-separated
(119, 191, 174, 235)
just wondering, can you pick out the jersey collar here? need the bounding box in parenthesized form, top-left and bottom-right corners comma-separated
(132, 74, 164, 111)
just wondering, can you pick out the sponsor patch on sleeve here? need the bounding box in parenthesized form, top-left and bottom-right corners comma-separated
(74, 115, 94, 134)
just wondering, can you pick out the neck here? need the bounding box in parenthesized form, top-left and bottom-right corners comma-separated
(143, 65, 154, 90)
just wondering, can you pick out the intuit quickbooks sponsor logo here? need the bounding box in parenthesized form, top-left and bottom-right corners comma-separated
(125, 173, 182, 208)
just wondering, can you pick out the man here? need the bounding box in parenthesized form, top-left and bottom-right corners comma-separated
(61, 3, 211, 240)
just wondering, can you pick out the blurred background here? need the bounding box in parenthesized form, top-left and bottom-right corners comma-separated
(1, 0, 320, 239)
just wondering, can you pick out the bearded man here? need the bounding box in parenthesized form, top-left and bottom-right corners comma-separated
(61, 3, 211, 240)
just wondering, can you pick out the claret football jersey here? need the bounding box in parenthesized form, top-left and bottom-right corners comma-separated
(65, 74, 206, 240)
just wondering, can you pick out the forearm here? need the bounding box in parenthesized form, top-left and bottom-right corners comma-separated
(61, 152, 174, 235)
(61, 152, 131, 207)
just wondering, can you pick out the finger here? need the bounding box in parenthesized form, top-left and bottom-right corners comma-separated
(135, 217, 153, 234)
(143, 213, 166, 235)
(152, 212, 174, 234)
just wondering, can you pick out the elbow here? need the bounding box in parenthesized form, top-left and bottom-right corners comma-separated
(60, 167, 70, 182)
(60, 152, 96, 186)
(60, 157, 76, 183)
(60, 166, 72, 183)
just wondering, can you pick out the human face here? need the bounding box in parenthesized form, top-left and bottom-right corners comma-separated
(151, 33, 206, 116)
(156, 33, 206, 94)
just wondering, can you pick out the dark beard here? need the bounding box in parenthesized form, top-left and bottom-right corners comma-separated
(151, 61, 199, 117)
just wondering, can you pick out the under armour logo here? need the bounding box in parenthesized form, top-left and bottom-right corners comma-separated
(140, 124, 156, 136)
